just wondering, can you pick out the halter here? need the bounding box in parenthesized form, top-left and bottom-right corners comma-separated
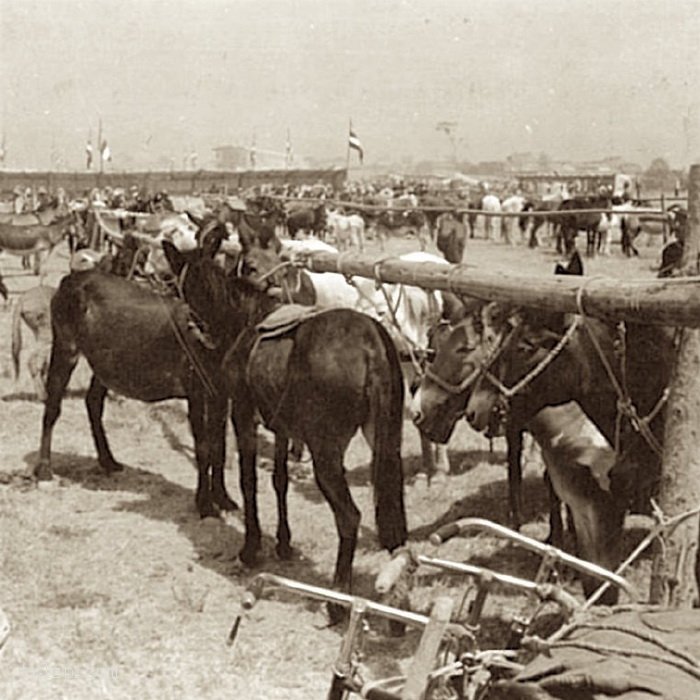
(422, 313, 581, 405)
(422, 322, 517, 397)
(482, 316, 582, 400)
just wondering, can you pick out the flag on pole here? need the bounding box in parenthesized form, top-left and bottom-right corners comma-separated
(348, 127, 363, 163)
(100, 139, 111, 163)
(285, 130, 293, 169)
(85, 139, 93, 169)
(249, 135, 257, 169)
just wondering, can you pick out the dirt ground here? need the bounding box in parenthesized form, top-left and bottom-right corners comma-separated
(0, 224, 665, 699)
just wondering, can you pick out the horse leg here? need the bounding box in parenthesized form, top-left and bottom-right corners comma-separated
(186, 387, 218, 518)
(27, 348, 49, 402)
(273, 435, 293, 559)
(432, 443, 450, 485)
(231, 399, 262, 565)
(544, 470, 564, 547)
(36, 339, 80, 480)
(416, 431, 434, 486)
(506, 423, 524, 531)
(86, 375, 124, 474)
(308, 437, 359, 618)
(207, 392, 238, 512)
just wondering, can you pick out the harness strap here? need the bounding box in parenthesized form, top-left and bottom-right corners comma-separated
(575, 282, 665, 457)
(483, 317, 581, 400)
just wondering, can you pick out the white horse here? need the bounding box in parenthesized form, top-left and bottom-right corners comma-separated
(481, 194, 502, 241)
(500, 194, 526, 245)
(326, 210, 366, 251)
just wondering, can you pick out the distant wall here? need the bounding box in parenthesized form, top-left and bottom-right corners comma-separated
(0, 168, 347, 196)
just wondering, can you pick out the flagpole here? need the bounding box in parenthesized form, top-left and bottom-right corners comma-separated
(346, 118, 352, 170)
(97, 116, 103, 175)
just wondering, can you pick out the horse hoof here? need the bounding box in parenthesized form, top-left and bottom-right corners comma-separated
(413, 473, 428, 491)
(431, 472, 449, 488)
(239, 546, 259, 568)
(34, 462, 53, 481)
(101, 460, 124, 474)
(213, 493, 239, 512)
(197, 504, 221, 520)
(276, 542, 295, 561)
(326, 602, 347, 626)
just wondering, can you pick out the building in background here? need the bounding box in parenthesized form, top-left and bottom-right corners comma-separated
(212, 144, 308, 171)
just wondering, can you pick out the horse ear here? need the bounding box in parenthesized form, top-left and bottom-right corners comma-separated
(162, 240, 185, 275)
(184, 210, 204, 229)
(201, 229, 224, 259)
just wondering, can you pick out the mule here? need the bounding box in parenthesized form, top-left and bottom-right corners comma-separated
(435, 211, 467, 263)
(0, 207, 76, 275)
(411, 253, 673, 598)
(285, 202, 327, 239)
(326, 210, 365, 251)
(12, 285, 56, 400)
(274, 244, 459, 482)
(36, 269, 237, 517)
(163, 237, 407, 606)
(480, 194, 502, 241)
(500, 195, 526, 245)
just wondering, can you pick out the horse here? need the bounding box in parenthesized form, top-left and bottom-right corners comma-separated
(520, 192, 564, 249)
(162, 237, 407, 611)
(373, 208, 430, 251)
(285, 201, 327, 239)
(273, 243, 459, 482)
(0, 204, 77, 274)
(35, 268, 238, 518)
(435, 210, 467, 263)
(12, 285, 56, 400)
(500, 195, 526, 245)
(460, 313, 672, 594)
(326, 209, 365, 251)
(411, 253, 673, 599)
(556, 195, 610, 256)
(480, 194, 502, 241)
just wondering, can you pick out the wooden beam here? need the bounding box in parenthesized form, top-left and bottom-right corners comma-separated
(650, 164, 700, 607)
(302, 251, 700, 328)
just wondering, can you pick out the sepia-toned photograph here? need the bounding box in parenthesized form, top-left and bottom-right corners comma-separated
(1, 0, 699, 697)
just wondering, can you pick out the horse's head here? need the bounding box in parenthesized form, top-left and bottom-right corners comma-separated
(411, 302, 496, 444)
(465, 305, 580, 435)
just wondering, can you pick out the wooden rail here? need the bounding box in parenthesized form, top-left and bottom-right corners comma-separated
(273, 196, 671, 219)
(300, 250, 700, 327)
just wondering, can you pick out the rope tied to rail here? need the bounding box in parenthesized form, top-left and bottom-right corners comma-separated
(574, 277, 666, 457)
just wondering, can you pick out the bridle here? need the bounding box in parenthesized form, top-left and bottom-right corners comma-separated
(422, 314, 581, 403)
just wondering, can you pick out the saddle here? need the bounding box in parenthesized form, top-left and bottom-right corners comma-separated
(255, 304, 326, 340)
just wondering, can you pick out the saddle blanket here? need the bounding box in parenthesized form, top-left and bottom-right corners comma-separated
(256, 304, 326, 340)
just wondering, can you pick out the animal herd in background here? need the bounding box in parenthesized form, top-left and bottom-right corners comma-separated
(0, 183, 690, 607)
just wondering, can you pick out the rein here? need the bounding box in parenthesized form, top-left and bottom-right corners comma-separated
(165, 261, 219, 398)
(483, 317, 582, 400)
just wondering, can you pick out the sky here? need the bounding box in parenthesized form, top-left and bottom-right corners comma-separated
(1, 0, 699, 171)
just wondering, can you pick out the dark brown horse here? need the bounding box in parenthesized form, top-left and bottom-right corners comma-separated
(435, 211, 467, 263)
(415, 290, 673, 596)
(36, 268, 237, 517)
(163, 237, 407, 606)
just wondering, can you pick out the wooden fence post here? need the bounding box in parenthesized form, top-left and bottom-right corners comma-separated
(649, 164, 700, 607)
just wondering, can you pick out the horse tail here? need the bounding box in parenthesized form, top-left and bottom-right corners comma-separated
(368, 322, 407, 551)
(11, 299, 23, 380)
